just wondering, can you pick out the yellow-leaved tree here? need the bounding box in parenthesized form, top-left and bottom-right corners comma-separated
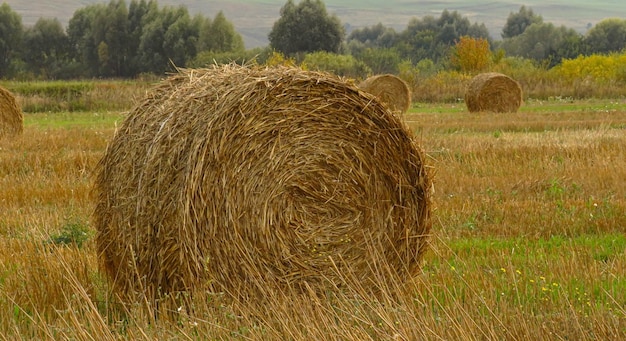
(450, 36, 493, 73)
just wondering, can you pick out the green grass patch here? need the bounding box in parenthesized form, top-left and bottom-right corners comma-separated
(423, 233, 626, 316)
(1, 80, 151, 113)
(24, 111, 124, 129)
(523, 98, 626, 113)
(4, 80, 94, 98)
(410, 98, 626, 115)
(411, 102, 467, 114)
(444, 233, 626, 259)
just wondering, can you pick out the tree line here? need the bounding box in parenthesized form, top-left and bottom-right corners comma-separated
(1, 0, 625, 80)
(0, 0, 244, 79)
(345, 5, 626, 72)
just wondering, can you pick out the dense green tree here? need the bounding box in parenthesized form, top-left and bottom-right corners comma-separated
(21, 18, 70, 78)
(67, 0, 134, 77)
(436, 10, 470, 44)
(67, 4, 107, 77)
(163, 8, 199, 66)
(553, 32, 587, 62)
(0, 3, 23, 77)
(197, 11, 244, 53)
(92, 0, 130, 76)
(5, 0, 243, 78)
(500, 22, 582, 65)
(356, 48, 402, 74)
(195, 15, 213, 52)
(501, 6, 543, 39)
(269, 0, 344, 56)
(585, 18, 626, 54)
(65, 0, 240, 77)
(138, 5, 198, 74)
(347, 23, 398, 49)
(396, 16, 438, 62)
(396, 10, 490, 63)
(126, 0, 154, 73)
(137, 7, 174, 73)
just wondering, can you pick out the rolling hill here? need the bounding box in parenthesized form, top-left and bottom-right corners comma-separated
(3, 0, 625, 48)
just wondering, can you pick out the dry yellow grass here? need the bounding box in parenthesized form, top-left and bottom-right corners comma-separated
(1, 100, 625, 340)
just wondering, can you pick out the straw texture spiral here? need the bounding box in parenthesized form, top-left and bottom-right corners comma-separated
(465, 72, 522, 113)
(94, 64, 432, 303)
(359, 74, 412, 113)
(0, 86, 23, 138)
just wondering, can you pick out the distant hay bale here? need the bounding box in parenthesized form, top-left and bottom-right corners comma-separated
(464, 72, 522, 113)
(0, 86, 23, 138)
(94, 65, 432, 304)
(359, 74, 411, 113)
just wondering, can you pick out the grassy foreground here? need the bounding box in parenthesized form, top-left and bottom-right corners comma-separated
(0, 99, 625, 339)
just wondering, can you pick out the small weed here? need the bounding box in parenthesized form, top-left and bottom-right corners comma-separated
(547, 178, 566, 198)
(463, 213, 478, 230)
(46, 218, 90, 248)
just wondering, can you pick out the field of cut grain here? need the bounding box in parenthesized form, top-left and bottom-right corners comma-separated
(0, 98, 625, 339)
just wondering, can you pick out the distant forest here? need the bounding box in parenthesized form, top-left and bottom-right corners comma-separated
(1, 0, 625, 79)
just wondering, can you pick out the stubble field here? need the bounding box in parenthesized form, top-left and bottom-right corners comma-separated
(0, 98, 625, 339)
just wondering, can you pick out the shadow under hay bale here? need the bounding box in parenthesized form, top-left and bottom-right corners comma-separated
(358, 74, 412, 114)
(94, 65, 432, 306)
(465, 72, 522, 113)
(0, 86, 23, 138)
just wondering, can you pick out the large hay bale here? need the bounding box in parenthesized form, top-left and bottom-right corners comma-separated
(0, 86, 23, 138)
(94, 65, 432, 304)
(359, 74, 412, 113)
(464, 72, 522, 113)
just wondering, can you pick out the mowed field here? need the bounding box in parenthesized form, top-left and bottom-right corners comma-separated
(0, 96, 624, 339)
(5, 0, 626, 47)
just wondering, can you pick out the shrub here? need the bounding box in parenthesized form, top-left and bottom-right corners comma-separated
(554, 53, 626, 84)
(303, 51, 371, 79)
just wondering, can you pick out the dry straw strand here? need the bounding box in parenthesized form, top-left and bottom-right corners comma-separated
(94, 64, 432, 307)
(359, 74, 412, 114)
(464, 72, 523, 113)
(0, 85, 23, 138)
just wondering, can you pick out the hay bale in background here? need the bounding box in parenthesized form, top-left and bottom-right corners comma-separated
(0, 86, 23, 138)
(94, 65, 432, 304)
(465, 72, 522, 113)
(359, 74, 412, 113)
